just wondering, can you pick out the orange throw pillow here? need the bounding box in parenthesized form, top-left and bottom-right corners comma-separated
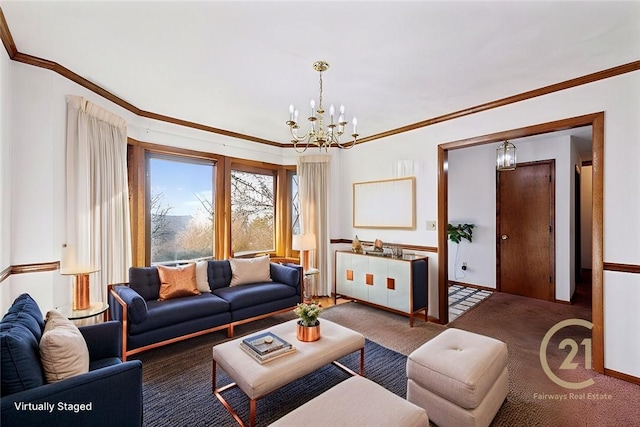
(157, 264, 200, 300)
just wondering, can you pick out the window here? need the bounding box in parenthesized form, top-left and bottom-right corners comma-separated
(147, 154, 215, 264)
(291, 172, 300, 236)
(231, 168, 276, 255)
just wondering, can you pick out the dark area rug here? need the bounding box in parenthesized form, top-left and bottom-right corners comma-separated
(135, 332, 407, 427)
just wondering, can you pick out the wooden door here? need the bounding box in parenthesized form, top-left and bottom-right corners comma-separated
(497, 160, 555, 301)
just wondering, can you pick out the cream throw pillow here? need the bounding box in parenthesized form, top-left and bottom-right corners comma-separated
(39, 310, 90, 383)
(229, 255, 272, 287)
(196, 261, 210, 292)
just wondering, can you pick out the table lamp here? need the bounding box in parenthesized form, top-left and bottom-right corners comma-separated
(292, 233, 318, 303)
(60, 244, 98, 310)
(292, 233, 316, 271)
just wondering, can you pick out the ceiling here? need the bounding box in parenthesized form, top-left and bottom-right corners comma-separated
(1, 1, 639, 146)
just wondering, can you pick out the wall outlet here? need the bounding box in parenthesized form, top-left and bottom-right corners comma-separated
(426, 220, 436, 230)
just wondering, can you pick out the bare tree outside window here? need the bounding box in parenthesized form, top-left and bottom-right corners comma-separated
(148, 156, 215, 264)
(231, 169, 275, 255)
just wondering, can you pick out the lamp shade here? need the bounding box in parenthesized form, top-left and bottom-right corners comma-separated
(292, 233, 316, 251)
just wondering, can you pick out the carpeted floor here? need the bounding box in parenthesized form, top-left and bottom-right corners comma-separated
(135, 297, 640, 427)
(449, 292, 640, 427)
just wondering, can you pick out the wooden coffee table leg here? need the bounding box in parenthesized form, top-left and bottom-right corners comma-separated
(360, 347, 365, 375)
(250, 399, 257, 427)
(212, 359, 216, 392)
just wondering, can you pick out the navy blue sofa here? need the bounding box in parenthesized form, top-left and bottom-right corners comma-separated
(1, 294, 143, 427)
(109, 260, 302, 360)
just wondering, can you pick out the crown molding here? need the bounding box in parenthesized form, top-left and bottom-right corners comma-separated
(1, 7, 639, 149)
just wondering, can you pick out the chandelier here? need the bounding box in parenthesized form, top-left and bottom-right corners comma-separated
(496, 140, 517, 171)
(286, 61, 358, 152)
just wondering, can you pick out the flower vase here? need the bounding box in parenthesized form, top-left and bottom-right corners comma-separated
(296, 320, 321, 342)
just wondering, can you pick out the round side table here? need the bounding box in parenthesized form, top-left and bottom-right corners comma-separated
(57, 302, 109, 321)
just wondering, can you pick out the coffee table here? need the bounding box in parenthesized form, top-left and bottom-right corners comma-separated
(212, 318, 365, 427)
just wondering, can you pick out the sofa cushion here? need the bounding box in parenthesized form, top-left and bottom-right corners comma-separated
(214, 282, 297, 311)
(115, 286, 148, 324)
(39, 310, 90, 383)
(0, 322, 44, 396)
(129, 293, 230, 335)
(271, 263, 301, 288)
(157, 263, 200, 300)
(196, 260, 211, 293)
(208, 260, 232, 290)
(2, 294, 44, 341)
(129, 266, 161, 301)
(229, 255, 272, 287)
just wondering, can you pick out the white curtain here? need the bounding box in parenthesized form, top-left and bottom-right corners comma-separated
(64, 95, 132, 304)
(297, 155, 330, 296)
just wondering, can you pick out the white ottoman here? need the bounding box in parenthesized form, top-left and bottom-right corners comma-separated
(270, 376, 430, 427)
(406, 328, 508, 427)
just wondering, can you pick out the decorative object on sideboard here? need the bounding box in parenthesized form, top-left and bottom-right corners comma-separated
(496, 140, 517, 171)
(351, 235, 363, 254)
(287, 60, 358, 152)
(294, 302, 322, 342)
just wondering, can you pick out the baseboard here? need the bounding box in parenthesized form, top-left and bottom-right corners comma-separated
(604, 368, 640, 386)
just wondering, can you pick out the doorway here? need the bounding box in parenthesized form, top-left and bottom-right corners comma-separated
(497, 160, 555, 301)
(437, 112, 604, 373)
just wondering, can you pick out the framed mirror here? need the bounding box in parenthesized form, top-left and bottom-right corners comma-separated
(353, 177, 415, 229)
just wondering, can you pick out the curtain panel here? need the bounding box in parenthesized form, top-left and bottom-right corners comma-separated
(64, 96, 132, 303)
(297, 155, 330, 296)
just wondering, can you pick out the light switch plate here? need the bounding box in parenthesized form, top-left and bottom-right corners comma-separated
(426, 220, 436, 230)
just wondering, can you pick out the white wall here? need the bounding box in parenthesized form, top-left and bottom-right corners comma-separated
(1, 48, 13, 314)
(4, 58, 639, 378)
(3, 61, 297, 315)
(446, 134, 576, 301)
(335, 71, 640, 377)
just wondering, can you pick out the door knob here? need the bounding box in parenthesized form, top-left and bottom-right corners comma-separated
(501, 234, 509, 240)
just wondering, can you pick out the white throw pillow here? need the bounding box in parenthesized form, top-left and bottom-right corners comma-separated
(229, 255, 272, 287)
(196, 260, 210, 292)
(39, 310, 90, 383)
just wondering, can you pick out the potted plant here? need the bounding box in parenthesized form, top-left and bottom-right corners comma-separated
(294, 302, 322, 342)
(447, 223, 475, 244)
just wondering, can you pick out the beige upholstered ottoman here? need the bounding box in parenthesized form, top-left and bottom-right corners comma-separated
(270, 375, 430, 427)
(406, 328, 508, 427)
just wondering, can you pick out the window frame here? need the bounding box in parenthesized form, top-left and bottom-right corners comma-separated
(127, 138, 295, 265)
(228, 162, 278, 257)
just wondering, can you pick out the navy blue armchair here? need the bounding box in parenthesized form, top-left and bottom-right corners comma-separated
(1, 294, 143, 427)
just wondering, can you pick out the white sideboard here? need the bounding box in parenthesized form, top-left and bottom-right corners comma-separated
(334, 251, 428, 326)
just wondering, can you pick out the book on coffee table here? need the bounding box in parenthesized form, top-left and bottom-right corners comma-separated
(240, 341, 296, 364)
(242, 332, 291, 356)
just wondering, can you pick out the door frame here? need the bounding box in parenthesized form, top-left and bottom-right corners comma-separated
(437, 112, 604, 374)
(496, 159, 556, 301)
